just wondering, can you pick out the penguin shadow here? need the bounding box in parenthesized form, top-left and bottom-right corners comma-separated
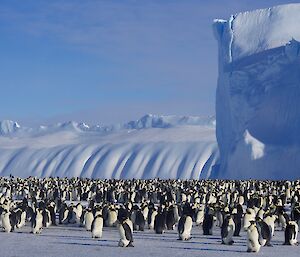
(164, 246, 246, 253)
(38, 233, 95, 241)
(55, 240, 118, 248)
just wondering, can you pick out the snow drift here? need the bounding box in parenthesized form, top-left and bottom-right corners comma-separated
(214, 4, 300, 179)
(0, 115, 218, 179)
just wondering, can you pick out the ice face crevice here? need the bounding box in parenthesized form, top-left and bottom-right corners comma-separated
(214, 3, 300, 179)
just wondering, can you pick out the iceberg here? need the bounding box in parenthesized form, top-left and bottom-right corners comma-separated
(214, 4, 300, 179)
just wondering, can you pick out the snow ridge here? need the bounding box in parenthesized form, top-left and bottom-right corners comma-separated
(0, 115, 218, 179)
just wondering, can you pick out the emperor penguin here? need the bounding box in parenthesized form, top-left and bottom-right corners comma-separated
(232, 204, 243, 236)
(244, 208, 256, 231)
(32, 208, 43, 234)
(247, 221, 261, 253)
(91, 214, 103, 239)
(148, 206, 157, 229)
(1, 210, 12, 232)
(166, 205, 176, 230)
(106, 205, 117, 227)
(195, 205, 205, 226)
(117, 212, 134, 247)
(221, 214, 235, 245)
(59, 203, 69, 224)
(178, 214, 193, 240)
(256, 217, 272, 246)
(264, 214, 277, 237)
(203, 206, 215, 235)
(84, 209, 94, 231)
(154, 206, 166, 234)
(284, 221, 299, 245)
(42, 208, 51, 228)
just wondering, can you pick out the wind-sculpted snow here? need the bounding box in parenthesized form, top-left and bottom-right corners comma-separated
(0, 115, 218, 179)
(214, 4, 300, 179)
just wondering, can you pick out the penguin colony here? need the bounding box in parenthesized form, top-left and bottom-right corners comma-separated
(0, 177, 299, 252)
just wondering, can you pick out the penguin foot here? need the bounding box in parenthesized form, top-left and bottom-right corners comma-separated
(127, 243, 134, 247)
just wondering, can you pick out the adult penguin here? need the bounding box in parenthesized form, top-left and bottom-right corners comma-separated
(166, 204, 176, 230)
(148, 206, 158, 230)
(32, 208, 43, 234)
(178, 214, 193, 240)
(59, 203, 68, 224)
(91, 214, 103, 239)
(1, 209, 12, 232)
(221, 214, 235, 245)
(42, 208, 51, 228)
(134, 208, 145, 231)
(232, 204, 243, 236)
(9, 210, 17, 232)
(117, 210, 134, 247)
(203, 206, 214, 235)
(84, 208, 94, 231)
(15, 207, 26, 229)
(256, 217, 272, 247)
(195, 205, 205, 226)
(106, 205, 117, 227)
(284, 221, 299, 245)
(246, 221, 261, 253)
(244, 208, 256, 231)
(264, 214, 277, 237)
(154, 206, 166, 234)
(47, 202, 57, 226)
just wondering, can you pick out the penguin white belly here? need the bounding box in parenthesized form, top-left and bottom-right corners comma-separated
(149, 211, 157, 229)
(17, 211, 27, 228)
(106, 211, 117, 227)
(32, 214, 43, 234)
(173, 206, 180, 223)
(290, 222, 299, 245)
(118, 224, 129, 247)
(142, 208, 149, 222)
(223, 221, 235, 245)
(85, 212, 94, 231)
(196, 210, 204, 225)
(118, 219, 133, 247)
(279, 215, 287, 230)
(180, 216, 193, 240)
(62, 210, 69, 224)
(264, 217, 275, 236)
(92, 217, 103, 238)
(244, 214, 254, 230)
(2, 214, 12, 232)
(247, 225, 261, 252)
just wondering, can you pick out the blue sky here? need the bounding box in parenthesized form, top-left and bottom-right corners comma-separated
(0, 0, 298, 126)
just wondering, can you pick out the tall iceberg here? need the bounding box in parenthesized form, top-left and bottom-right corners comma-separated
(214, 4, 300, 179)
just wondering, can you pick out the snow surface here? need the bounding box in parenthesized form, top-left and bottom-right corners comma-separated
(0, 115, 218, 179)
(0, 221, 298, 257)
(213, 4, 300, 179)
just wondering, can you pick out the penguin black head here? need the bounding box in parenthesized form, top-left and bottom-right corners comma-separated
(117, 207, 129, 222)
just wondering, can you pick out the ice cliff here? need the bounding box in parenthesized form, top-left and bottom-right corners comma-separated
(214, 4, 300, 179)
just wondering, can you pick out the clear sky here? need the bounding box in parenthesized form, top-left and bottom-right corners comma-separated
(1, 0, 299, 126)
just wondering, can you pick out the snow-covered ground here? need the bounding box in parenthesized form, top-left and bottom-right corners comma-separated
(1, 222, 298, 257)
(0, 115, 218, 179)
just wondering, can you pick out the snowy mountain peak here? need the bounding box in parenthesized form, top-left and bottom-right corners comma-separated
(0, 114, 215, 137)
(0, 120, 21, 135)
(126, 114, 215, 130)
